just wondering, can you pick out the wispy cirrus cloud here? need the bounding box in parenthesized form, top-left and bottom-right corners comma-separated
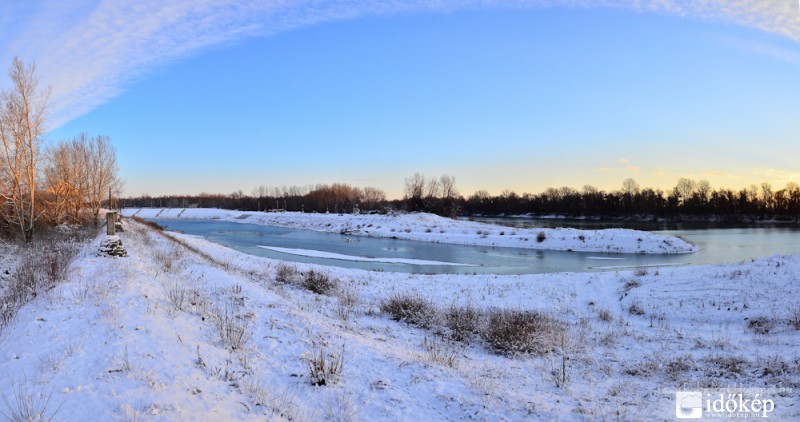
(711, 33, 800, 64)
(1, 0, 798, 128)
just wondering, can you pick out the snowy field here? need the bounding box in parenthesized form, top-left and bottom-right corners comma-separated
(123, 208, 697, 254)
(0, 216, 798, 421)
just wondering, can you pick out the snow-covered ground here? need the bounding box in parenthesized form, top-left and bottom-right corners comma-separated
(1, 217, 798, 421)
(122, 208, 697, 254)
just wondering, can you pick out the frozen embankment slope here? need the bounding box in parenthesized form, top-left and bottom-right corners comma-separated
(123, 208, 697, 254)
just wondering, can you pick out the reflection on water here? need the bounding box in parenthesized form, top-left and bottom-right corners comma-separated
(151, 218, 800, 275)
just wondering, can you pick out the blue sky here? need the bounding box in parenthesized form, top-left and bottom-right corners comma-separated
(2, 1, 799, 199)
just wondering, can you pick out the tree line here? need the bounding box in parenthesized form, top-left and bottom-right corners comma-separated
(125, 183, 387, 214)
(124, 174, 800, 223)
(1, 58, 120, 242)
(462, 178, 800, 222)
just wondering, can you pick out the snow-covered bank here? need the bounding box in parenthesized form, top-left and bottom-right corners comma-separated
(122, 208, 697, 254)
(1, 219, 797, 420)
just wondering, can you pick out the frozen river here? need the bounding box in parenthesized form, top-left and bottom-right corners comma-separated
(150, 218, 800, 274)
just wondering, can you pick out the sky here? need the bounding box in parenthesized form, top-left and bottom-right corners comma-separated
(1, 0, 799, 199)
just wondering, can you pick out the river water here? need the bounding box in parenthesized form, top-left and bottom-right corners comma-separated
(151, 218, 800, 275)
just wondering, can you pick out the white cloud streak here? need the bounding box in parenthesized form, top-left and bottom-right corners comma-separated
(0, 0, 797, 129)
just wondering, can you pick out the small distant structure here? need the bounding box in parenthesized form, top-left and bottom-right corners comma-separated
(187, 203, 199, 208)
(106, 212, 117, 235)
(99, 211, 128, 257)
(353, 205, 360, 215)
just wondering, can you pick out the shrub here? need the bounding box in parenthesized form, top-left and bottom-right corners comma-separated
(704, 355, 748, 378)
(597, 308, 613, 322)
(623, 279, 642, 291)
(1, 231, 87, 330)
(445, 304, 481, 342)
(536, 232, 546, 243)
(747, 316, 775, 335)
(421, 336, 460, 368)
(623, 360, 659, 377)
(628, 302, 645, 316)
(481, 309, 565, 356)
(788, 307, 800, 330)
(757, 355, 790, 378)
(214, 304, 250, 350)
(302, 271, 339, 295)
(0, 383, 62, 422)
(275, 264, 298, 284)
(153, 247, 179, 272)
(165, 282, 188, 312)
(380, 294, 439, 329)
(665, 355, 696, 380)
(308, 346, 344, 386)
(334, 286, 359, 321)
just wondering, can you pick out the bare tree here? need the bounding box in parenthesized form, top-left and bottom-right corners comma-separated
(621, 178, 640, 195)
(0, 58, 50, 242)
(697, 179, 712, 203)
(43, 137, 89, 224)
(439, 174, 459, 217)
(760, 182, 774, 211)
(362, 186, 386, 210)
(582, 185, 599, 194)
(424, 175, 441, 202)
(674, 178, 697, 205)
(439, 174, 458, 201)
(404, 173, 426, 211)
(42, 133, 120, 226)
(85, 135, 120, 224)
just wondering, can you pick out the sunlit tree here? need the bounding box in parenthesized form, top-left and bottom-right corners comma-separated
(0, 58, 50, 242)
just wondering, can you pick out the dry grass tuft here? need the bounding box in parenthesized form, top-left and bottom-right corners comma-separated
(307, 345, 345, 386)
(0, 382, 62, 422)
(275, 264, 298, 284)
(481, 309, 566, 356)
(445, 303, 481, 342)
(747, 315, 775, 335)
(302, 271, 339, 295)
(421, 336, 461, 368)
(380, 293, 439, 329)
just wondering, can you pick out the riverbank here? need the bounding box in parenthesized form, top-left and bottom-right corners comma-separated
(1, 218, 798, 420)
(122, 208, 697, 254)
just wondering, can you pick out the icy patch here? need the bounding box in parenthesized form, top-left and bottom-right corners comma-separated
(258, 246, 473, 266)
(589, 263, 686, 270)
